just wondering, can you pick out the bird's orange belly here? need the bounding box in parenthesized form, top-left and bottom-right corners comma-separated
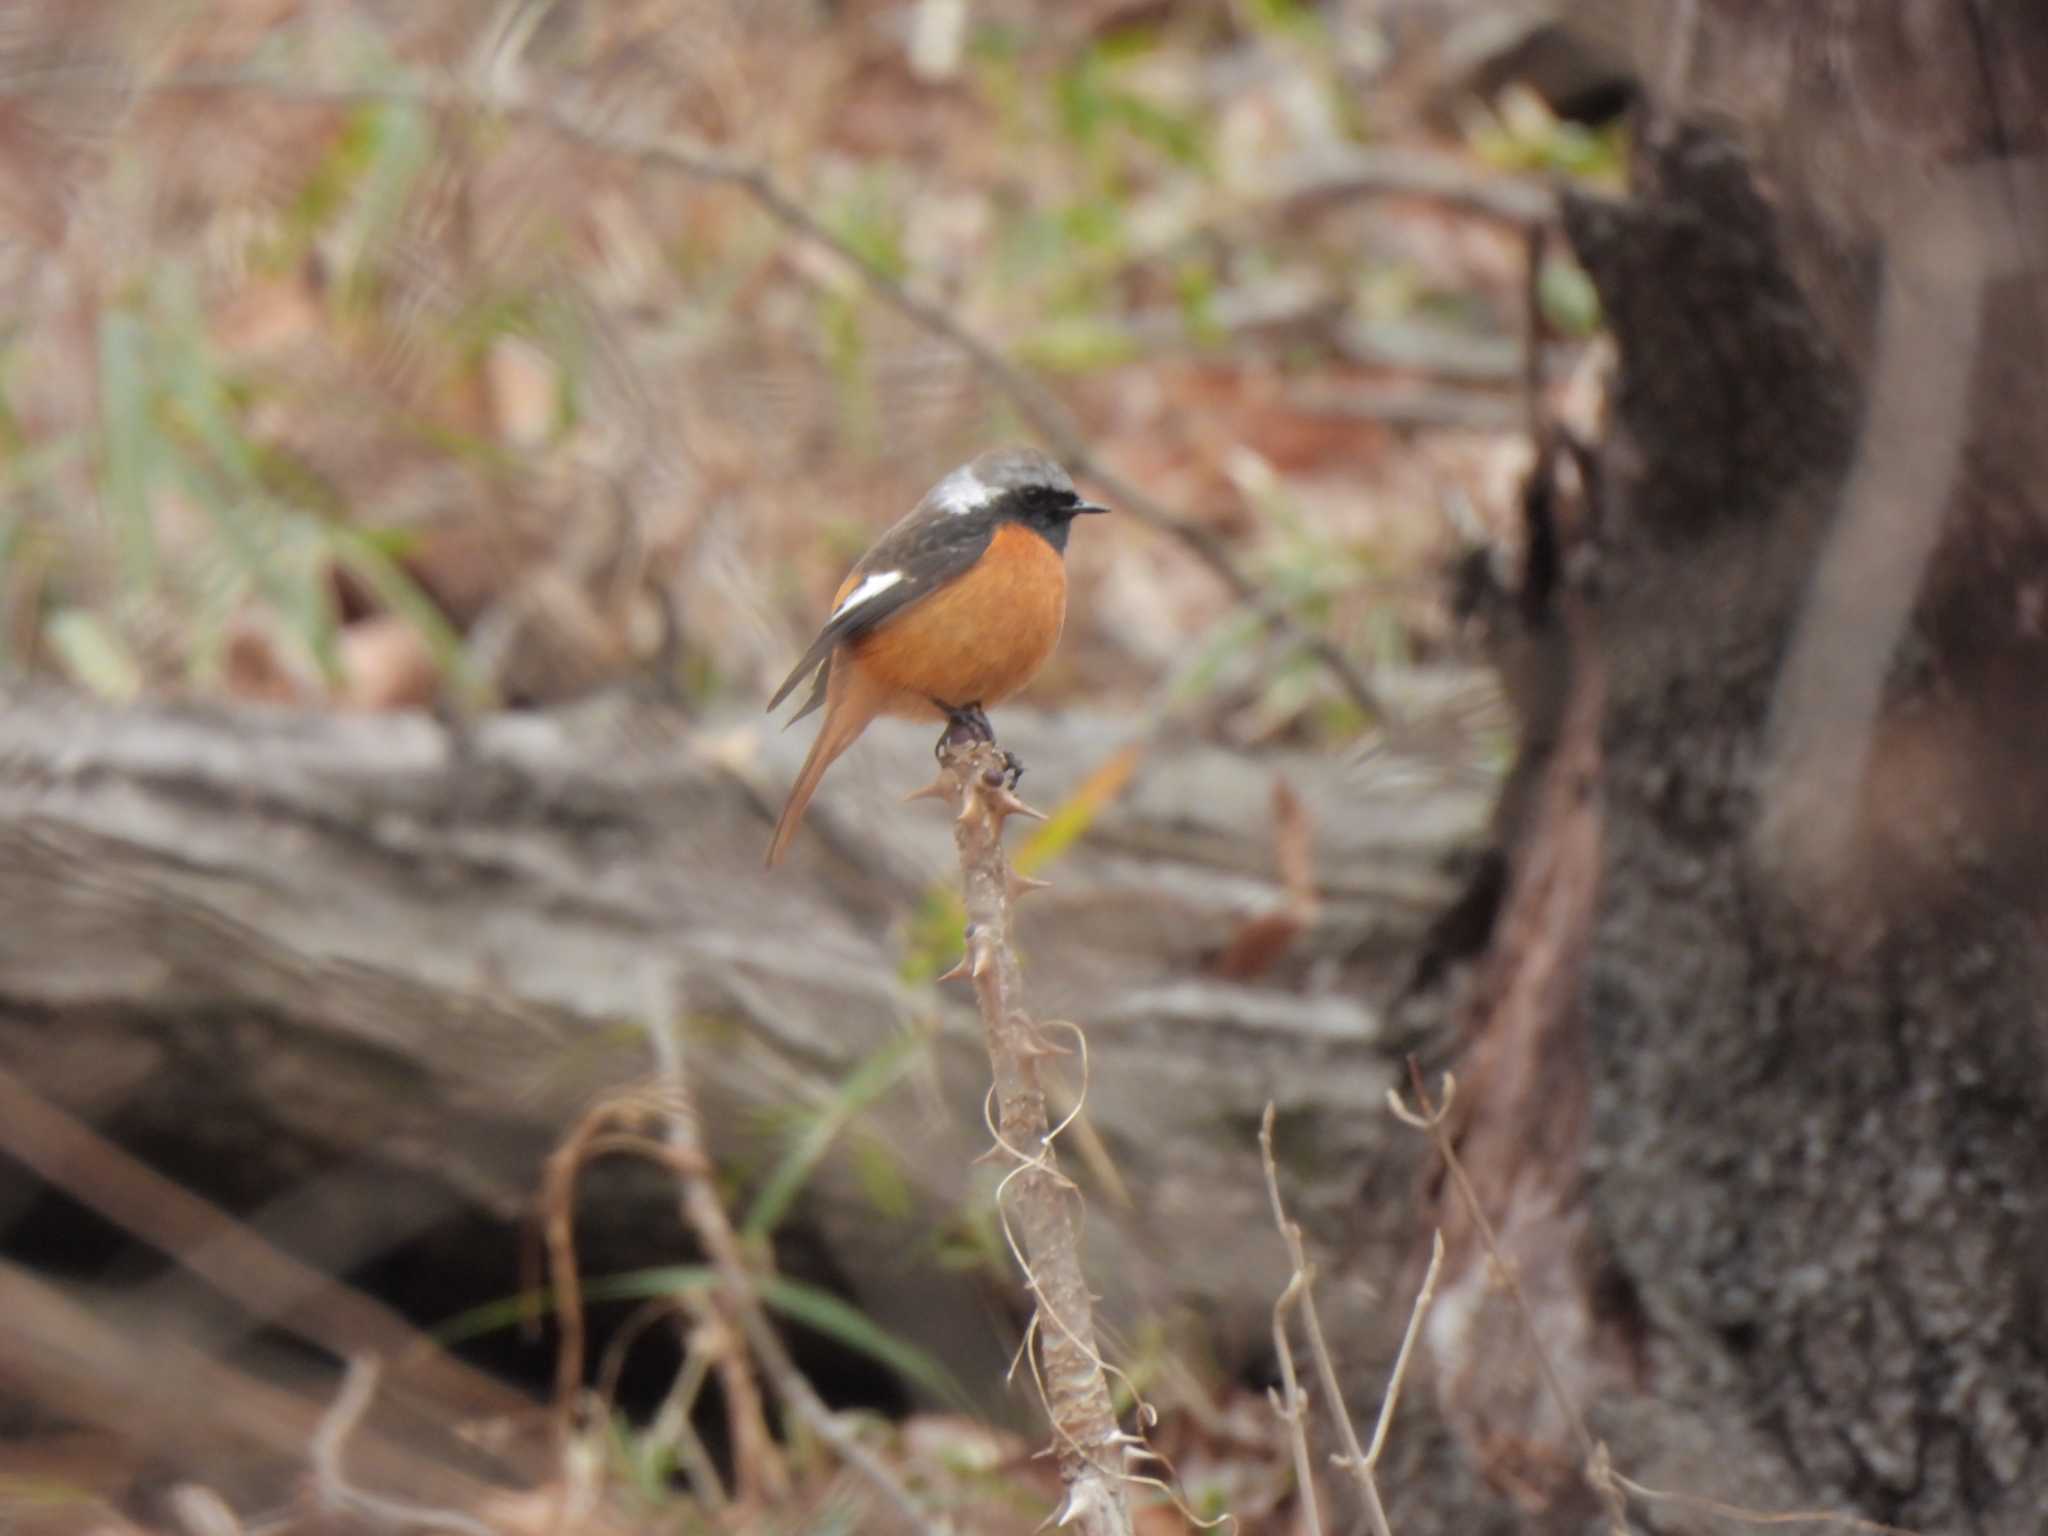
(850, 522, 1067, 717)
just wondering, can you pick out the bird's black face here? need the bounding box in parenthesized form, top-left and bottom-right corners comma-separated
(998, 478, 1110, 553)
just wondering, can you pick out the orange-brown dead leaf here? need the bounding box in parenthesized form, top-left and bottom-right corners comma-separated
(1211, 775, 1320, 979)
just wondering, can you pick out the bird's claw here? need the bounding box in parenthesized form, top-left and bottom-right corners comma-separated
(935, 701, 997, 758)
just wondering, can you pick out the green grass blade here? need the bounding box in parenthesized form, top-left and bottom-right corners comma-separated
(742, 1030, 929, 1242)
(430, 1264, 966, 1409)
(96, 307, 156, 588)
(757, 1275, 969, 1409)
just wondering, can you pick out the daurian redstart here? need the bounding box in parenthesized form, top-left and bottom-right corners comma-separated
(765, 447, 1108, 866)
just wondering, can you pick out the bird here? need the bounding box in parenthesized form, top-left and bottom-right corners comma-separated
(764, 446, 1109, 866)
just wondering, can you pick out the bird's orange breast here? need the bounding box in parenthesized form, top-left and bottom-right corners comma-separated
(849, 522, 1067, 716)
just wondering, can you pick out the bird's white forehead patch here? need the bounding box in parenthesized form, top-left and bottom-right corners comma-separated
(933, 465, 996, 516)
(831, 568, 905, 620)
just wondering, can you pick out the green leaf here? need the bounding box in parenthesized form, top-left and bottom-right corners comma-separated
(1012, 316, 1140, 373)
(335, 102, 434, 304)
(45, 609, 143, 701)
(153, 274, 345, 683)
(1537, 255, 1603, 337)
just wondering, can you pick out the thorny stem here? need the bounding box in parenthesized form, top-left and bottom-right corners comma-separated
(935, 738, 1134, 1536)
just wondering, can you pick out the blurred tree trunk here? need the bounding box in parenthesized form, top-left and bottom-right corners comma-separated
(1428, 5, 2048, 1532)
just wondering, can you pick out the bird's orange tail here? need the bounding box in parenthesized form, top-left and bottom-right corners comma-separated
(766, 666, 880, 867)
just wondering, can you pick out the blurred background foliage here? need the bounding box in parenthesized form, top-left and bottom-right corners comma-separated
(0, 1, 1641, 1526)
(0, 0, 1618, 747)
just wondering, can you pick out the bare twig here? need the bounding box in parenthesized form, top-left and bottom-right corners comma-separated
(1392, 1068, 1626, 1531)
(0, 1259, 512, 1525)
(1365, 1231, 1443, 1474)
(536, 1095, 728, 1456)
(0, 61, 1391, 727)
(0, 1067, 528, 1428)
(1260, 1102, 1442, 1536)
(929, 738, 1134, 1536)
(641, 1005, 944, 1536)
(1267, 1266, 1324, 1536)
(310, 1357, 497, 1536)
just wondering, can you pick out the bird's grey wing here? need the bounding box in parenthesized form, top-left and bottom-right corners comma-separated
(765, 503, 998, 713)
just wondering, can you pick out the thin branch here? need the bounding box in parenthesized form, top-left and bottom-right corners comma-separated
(636, 1324, 728, 1513)
(1261, 1102, 1441, 1536)
(1391, 1068, 1626, 1531)
(1268, 1268, 1325, 1536)
(1365, 1229, 1444, 1473)
(0, 61, 1393, 726)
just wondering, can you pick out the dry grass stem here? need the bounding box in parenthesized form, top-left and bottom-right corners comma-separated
(311, 1356, 497, 1536)
(641, 1009, 943, 1536)
(1260, 1101, 1442, 1536)
(638, 1023, 789, 1505)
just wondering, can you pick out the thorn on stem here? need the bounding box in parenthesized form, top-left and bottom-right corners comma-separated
(989, 786, 1047, 823)
(1015, 1027, 1072, 1059)
(903, 776, 951, 804)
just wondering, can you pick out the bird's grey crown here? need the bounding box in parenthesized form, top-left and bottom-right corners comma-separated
(965, 445, 1075, 496)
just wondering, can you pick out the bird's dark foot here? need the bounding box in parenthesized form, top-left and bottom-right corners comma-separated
(934, 701, 996, 757)
(1000, 750, 1025, 790)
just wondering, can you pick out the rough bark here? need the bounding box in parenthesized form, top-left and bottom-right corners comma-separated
(1428, 6, 2048, 1532)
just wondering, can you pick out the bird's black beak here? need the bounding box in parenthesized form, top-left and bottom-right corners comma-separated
(1071, 501, 1111, 515)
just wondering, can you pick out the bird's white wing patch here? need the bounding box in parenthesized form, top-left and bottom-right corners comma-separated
(831, 568, 906, 621)
(933, 465, 996, 515)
